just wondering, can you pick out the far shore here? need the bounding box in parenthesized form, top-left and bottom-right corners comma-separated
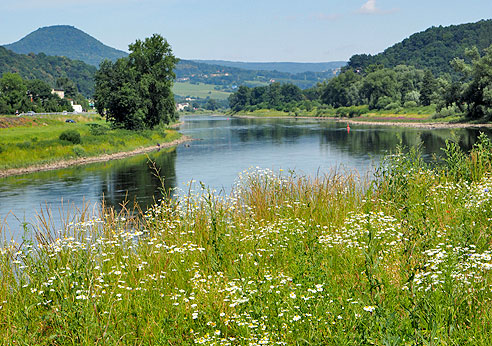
(232, 114, 492, 129)
(0, 136, 193, 178)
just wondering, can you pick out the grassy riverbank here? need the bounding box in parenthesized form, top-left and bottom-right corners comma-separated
(2, 134, 492, 344)
(0, 114, 182, 171)
(232, 105, 469, 124)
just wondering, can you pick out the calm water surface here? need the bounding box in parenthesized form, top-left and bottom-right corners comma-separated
(1, 115, 490, 241)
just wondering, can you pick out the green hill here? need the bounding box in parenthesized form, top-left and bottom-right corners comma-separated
(347, 19, 492, 76)
(3, 25, 128, 67)
(175, 60, 337, 90)
(0, 47, 96, 97)
(3, 25, 336, 91)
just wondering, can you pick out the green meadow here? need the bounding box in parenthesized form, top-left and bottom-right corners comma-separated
(173, 82, 232, 100)
(0, 114, 181, 170)
(2, 134, 492, 344)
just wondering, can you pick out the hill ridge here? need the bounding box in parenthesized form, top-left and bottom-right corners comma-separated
(347, 19, 492, 76)
(3, 25, 128, 67)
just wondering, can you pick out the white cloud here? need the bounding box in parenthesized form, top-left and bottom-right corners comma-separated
(359, 0, 378, 14)
(357, 0, 398, 15)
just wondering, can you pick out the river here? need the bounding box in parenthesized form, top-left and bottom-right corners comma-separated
(0, 115, 490, 241)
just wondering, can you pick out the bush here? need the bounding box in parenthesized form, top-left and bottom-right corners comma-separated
(375, 96, 394, 109)
(403, 101, 418, 108)
(87, 123, 109, 136)
(16, 141, 32, 149)
(72, 144, 87, 157)
(384, 102, 401, 110)
(59, 130, 81, 144)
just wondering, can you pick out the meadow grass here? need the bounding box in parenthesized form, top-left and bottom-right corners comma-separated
(0, 114, 182, 170)
(1, 135, 492, 344)
(173, 83, 232, 101)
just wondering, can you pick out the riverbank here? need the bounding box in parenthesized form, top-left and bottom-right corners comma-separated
(232, 112, 492, 129)
(0, 135, 192, 178)
(2, 137, 492, 344)
(0, 114, 191, 177)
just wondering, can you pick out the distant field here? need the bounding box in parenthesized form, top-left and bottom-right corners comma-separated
(172, 82, 231, 100)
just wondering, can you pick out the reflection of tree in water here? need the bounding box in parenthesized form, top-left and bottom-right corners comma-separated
(234, 118, 316, 144)
(101, 149, 177, 212)
(318, 125, 492, 160)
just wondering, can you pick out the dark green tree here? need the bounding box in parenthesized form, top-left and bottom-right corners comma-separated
(446, 46, 492, 119)
(420, 70, 437, 106)
(128, 34, 179, 128)
(321, 70, 362, 107)
(0, 73, 28, 113)
(94, 34, 178, 129)
(228, 86, 251, 112)
(56, 77, 78, 98)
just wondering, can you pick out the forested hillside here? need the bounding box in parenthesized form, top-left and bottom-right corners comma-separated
(347, 19, 492, 76)
(176, 60, 336, 89)
(4, 25, 128, 67)
(0, 47, 96, 97)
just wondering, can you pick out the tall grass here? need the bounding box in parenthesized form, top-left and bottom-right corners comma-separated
(1, 134, 492, 344)
(0, 115, 181, 170)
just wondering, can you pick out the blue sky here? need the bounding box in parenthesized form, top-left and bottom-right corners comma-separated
(1, 0, 491, 62)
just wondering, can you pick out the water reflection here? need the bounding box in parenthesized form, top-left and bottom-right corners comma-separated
(1, 114, 491, 242)
(0, 148, 177, 240)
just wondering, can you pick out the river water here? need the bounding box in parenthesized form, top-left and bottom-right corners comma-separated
(1, 115, 490, 241)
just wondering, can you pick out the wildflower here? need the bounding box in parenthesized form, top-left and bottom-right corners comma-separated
(363, 305, 376, 313)
(292, 315, 301, 322)
(289, 292, 296, 299)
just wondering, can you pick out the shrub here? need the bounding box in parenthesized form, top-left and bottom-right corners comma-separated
(403, 101, 418, 108)
(72, 144, 87, 157)
(59, 130, 81, 144)
(384, 102, 401, 110)
(16, 141, 32, 149)
(87, 123, 109, 136)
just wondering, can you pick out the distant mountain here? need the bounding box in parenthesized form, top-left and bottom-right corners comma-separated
(1, 25, 339, 97)
(176, 60, 337, 90)
(0, 47, 96, 97)
(193, 60, 346, 74)
(347, 19, 492, 76)
(3, 25, 128, 67)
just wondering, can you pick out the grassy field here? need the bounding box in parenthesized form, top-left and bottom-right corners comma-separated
(0, 114, 181, 170)
(1, 133, 492, 344)
(173, 82, 231, 100)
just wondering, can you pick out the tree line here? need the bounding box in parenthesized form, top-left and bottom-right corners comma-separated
(228, 82, 318, 114)
(0, 73, 75, 114)
(229, 45, 492, 120)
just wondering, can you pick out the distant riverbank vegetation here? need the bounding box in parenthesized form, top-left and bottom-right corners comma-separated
(2, 134, 492, 343)
(229, 45, 492, 122)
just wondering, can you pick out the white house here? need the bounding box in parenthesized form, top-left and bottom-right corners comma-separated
(70, 100, 83, 113)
